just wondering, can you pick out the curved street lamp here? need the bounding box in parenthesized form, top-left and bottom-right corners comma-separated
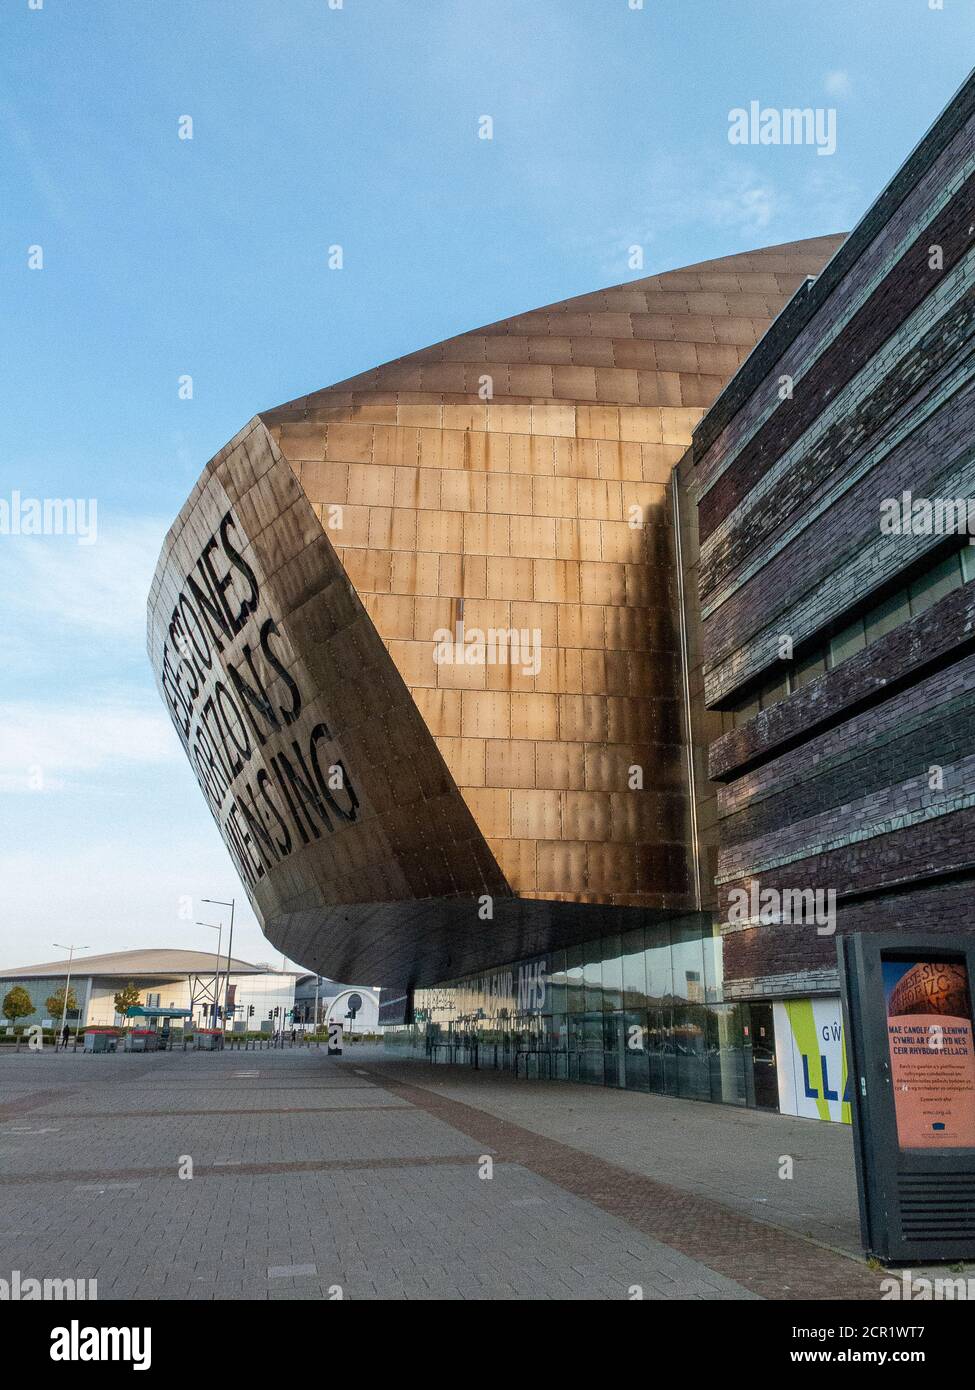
(202, 898, 236, 1029)
(52, 943, 88, 1045)
(195, 921, 222, 1025)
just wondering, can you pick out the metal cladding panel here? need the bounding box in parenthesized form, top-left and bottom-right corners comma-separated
(148, 237, 842, 986)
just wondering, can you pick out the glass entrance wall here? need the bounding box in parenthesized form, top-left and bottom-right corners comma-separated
(383, 912, 749, 1106)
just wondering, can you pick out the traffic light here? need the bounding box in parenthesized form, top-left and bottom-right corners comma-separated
(248, 1005, 254, 1018)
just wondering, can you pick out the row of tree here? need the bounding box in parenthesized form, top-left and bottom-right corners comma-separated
(2, 982, 142, 1026)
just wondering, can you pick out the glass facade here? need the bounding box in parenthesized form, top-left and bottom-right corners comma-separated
(384, 913, 751, 1106)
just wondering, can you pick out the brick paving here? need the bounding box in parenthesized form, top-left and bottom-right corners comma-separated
(360, 1063, 879, 1300)
(0, 1044, 890, 1300)
(378, 1059, 865, 1252)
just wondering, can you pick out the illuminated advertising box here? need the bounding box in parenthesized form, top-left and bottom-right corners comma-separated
(884, 960, 975, 1150)
(839, 933, 975, 1262)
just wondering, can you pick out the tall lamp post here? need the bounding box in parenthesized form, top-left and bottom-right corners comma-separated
(52, 943, 88, 1047)
(203, 898, 235, 1031)
(196, 921, 223, 1027)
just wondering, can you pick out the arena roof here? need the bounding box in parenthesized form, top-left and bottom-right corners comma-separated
(0, 948, 297, 979)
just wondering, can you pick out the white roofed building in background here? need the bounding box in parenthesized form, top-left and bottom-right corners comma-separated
(0, 948, 298, 1031)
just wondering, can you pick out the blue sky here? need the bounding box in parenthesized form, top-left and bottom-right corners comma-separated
(0, 0, 971, 971)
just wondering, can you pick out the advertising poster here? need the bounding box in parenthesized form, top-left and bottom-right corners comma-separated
(884, 959, 975, 1149)
(774, 999, 852, 1124)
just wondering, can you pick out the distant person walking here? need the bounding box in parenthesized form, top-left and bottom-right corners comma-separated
(61, 1023, 70, 1051)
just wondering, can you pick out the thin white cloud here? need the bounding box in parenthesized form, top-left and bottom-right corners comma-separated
(588, 148, 861, 283)
(590, 159, 778, 278)
(0, 513, 166, 651)
(702, 167, 776, 233)
(0, 700, 179, 793)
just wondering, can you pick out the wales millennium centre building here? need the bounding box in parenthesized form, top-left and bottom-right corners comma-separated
(149, 71, 975, 1121)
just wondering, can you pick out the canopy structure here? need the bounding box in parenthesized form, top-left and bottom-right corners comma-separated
(125, 1006, 193, 1020)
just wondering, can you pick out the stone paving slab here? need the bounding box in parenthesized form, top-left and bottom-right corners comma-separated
(353, 1056, 886, 1301)
(372, 1054, 864, 1253)
(0, 1160, 754, 1300)
(0, 1107, 477, 1174)
(0, 1049, 763, 1300)
(0, 1045, 899, 1300)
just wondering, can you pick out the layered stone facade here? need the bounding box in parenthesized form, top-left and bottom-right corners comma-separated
(690, 72, 975, 1000)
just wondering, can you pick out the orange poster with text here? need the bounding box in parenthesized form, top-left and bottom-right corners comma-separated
(886, 961, 975, 1150)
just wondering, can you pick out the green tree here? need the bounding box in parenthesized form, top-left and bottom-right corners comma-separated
(2, 985, 33, 1025)
(113, 982, 140, 1020)
(45, 985, 78, 1026)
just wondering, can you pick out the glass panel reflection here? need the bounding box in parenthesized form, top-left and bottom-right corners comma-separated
(622, 928, 647, 1009)
(396, 912, 748, 1107)
(601, 934, 623, 1012)
(583, 940, 602, 1013)
(671, 917, 705, 1003)
(645, 921, 674, 1004)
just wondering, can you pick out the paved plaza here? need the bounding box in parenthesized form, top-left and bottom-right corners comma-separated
(0, 1043, 918, 1300)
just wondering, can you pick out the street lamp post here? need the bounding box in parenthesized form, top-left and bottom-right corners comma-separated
(52, 943, 88, 1049)
(203, 898, 235, 1032)
(196, 921, 222, 1026)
